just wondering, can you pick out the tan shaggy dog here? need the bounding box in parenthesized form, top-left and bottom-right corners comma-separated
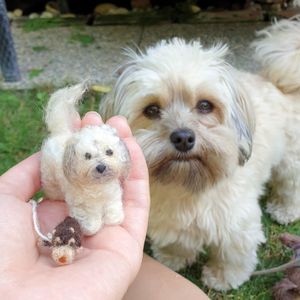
(99, 17, 300, 290)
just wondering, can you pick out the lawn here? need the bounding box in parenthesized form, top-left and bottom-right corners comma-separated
(1, 88, 299, 299)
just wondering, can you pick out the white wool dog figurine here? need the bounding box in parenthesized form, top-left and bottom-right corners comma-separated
(41, 84, 130, 235)
(99, 17, 300, 290)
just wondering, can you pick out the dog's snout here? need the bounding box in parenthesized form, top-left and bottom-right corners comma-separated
(96, 164, 106, 174)
(170, 128, 195, 152)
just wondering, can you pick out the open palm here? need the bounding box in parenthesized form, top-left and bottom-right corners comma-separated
(0, 113, 150, 300)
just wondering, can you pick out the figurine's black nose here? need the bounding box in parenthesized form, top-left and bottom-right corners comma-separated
(170, 128, 195, 152)
(96, 164, 106, 174)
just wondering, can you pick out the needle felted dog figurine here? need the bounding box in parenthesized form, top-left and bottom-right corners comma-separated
(40, 83, 130, 236)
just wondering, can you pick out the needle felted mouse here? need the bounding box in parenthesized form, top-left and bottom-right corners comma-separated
(44, 216, 82, 265)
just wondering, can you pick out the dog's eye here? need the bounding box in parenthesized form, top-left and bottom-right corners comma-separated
(85, 152, 92, 160)
(106, 149, 113, 156)
(196, 100, 214, 114)
(143, 104, 161, 119)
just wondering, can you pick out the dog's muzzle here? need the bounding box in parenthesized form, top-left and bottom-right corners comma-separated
(170, 128, 195, 152)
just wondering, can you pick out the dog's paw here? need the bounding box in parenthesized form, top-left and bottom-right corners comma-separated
(267, 202, 300, 225)
(153, 250, 195, 271)
(156, 254, 188, 271)
(201, 264, 250, 291)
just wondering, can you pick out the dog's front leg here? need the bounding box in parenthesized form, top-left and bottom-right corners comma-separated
(268, 147, 300, 225)
(201, 225, 265, 291)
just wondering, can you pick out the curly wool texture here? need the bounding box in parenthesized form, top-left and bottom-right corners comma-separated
(41, 84, 130, 236)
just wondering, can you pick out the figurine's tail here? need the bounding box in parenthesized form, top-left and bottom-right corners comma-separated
(252, 15, 300, 94)
(45, 83, 88, 135)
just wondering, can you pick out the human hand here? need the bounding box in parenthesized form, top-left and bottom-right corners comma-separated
(0, 112, 150, 300)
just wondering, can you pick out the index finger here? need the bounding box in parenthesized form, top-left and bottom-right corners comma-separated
(121, 139, 150, 248)
(107, 116, 150, 245)
(0, 152, 41, 202)
(106, 116, 132, 139)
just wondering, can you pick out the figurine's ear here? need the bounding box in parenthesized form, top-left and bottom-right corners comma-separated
(63, 142, 77, 180)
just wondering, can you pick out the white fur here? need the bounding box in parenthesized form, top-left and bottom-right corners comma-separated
(41, 84, 130, 235)
(253, 16, 300, 225)
(99, 17, 300, 290)
(252, 15, 300, 94)
(294, 0, 300, 7)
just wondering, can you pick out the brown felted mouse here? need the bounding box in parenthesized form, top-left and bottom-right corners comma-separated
(43, 216, 82, 265)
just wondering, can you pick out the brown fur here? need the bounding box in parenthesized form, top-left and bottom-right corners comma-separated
(44, 216, 82, 249)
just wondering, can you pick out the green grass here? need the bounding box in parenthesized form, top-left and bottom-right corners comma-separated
(22, 18, 67, 32)
(0, 88, 100, 175)
(1, 88, 299, 299)
(28, 68, 44, 79)
(21, 18, 85, 33)
(32, 46, 49, 52)
(69, 33, 95, 47)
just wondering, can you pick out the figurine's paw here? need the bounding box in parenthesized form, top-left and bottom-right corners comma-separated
(202, 264, 250, 291)
(104, 209, 124, 226)
(80, 219, 102, 236)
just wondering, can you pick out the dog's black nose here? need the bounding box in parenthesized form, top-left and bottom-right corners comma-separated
(96, 164, 106, 174)
(170, 128, 195, 152)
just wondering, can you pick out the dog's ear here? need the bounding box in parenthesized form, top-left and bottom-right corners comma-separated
(63, 142, 77, 180)
(211, 44, 255, 166)
(99, 94, 115, 122)
(204, 43, 254, 165)
(229, 80, 255, 166)
(99, 61, 138, 121)
(115, 61, 137, 77)
(99, 47, 141, 121)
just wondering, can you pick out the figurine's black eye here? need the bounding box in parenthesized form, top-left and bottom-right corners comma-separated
(106, 149, 113, 156)
(143, 104, 161, 119)
(196, 100, 214, 114)
(85, 152, 92, 160)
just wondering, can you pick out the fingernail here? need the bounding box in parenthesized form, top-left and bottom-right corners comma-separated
(116, 115, 128, 122)
(84, 111, 101, 118)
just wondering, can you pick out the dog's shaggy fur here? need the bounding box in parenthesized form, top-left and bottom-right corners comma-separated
(41, 84, 130, 235)
(99, 17, 300, 290)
